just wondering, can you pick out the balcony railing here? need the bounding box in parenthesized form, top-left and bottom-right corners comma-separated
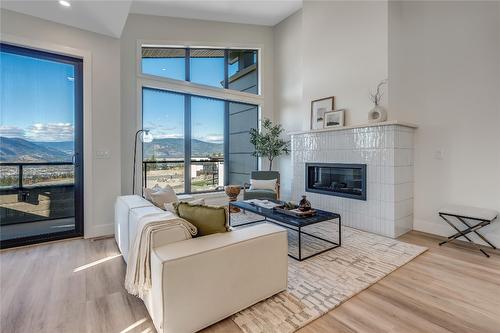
(143, 157, 224, 194)
(0, 162, 75, 225)
(0, 161, 74, 190)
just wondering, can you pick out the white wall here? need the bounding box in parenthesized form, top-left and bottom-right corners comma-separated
(275, 0, 500, 247)
(389, 1, 500, 245)
(273, 1, 389, 200)
(0, 9, 122, 237)
(273, 10, 303, 200)
(302, 0, 389, 127)
(120, 14, 275, 194)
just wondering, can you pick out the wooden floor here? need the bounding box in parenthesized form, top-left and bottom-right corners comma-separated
(1, 231, 499, 333)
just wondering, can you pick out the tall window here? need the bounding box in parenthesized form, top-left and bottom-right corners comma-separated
(141, 47, 259, 95)
(140, 45, 261, 193)
(142, 88, 257, 194)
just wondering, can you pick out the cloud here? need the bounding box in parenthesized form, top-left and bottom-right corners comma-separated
(143, 122, 178, 132)
(0, 126, 26, 138)
(26, 123, 74, 142)
(200, 134, 223, 143)
(152, 133, 183, 139)
(144, 123, 183, 140)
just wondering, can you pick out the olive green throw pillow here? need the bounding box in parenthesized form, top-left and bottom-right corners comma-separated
(174, 202, 228, 237)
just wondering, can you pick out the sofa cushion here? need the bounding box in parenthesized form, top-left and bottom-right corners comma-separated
(148, 185, 178, 208)
(165, 198, 205, 213)
(174, 202, 227, 237)
(144, 184, 162, 201)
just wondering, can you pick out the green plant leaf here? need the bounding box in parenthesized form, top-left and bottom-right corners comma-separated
(249, 118, 290, 170)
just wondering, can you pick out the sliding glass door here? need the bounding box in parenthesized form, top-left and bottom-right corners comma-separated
(0, 43, 84, 248)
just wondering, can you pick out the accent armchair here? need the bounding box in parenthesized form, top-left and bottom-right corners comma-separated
(243, 171, 280, 200)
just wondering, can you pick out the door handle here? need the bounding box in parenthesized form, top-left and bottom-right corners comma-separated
(72, 153, 80, 167)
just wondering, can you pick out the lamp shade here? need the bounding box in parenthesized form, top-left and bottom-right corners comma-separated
(141, 130, 154, 143)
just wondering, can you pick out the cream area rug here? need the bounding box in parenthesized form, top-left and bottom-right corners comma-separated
(229, 212, 427, 333)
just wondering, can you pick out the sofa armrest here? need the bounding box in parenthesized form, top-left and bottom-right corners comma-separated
(115, 195, 154, 263)
(152, 224, 288, 333)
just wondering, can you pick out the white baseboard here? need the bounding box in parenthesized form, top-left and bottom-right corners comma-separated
(85, 223, 114, 239)
(413, 218, 500, 247)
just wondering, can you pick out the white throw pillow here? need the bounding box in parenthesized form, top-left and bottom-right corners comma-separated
(164, 198, 205, 213)
(149, 185, 178, 208)
(143, 184, 162, 201)
(249, 178, 277, 191)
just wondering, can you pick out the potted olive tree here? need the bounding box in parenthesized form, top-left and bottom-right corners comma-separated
(249, 119, 290, 171)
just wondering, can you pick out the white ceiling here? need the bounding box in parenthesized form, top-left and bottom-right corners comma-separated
(130, 1, 302, 26)
(1, 1, 133, 38)
(0, 0, 302, 38)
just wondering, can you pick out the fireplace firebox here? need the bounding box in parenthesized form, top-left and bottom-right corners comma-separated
(306, 163, 367, 200)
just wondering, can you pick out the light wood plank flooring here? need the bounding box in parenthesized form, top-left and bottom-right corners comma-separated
(1, 231, 499, 333)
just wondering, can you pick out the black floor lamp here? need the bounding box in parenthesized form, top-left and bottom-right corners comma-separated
(133, 129, 153, 195)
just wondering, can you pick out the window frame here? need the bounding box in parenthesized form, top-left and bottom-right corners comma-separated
(136, 41, 264, 101)
(141, 87, 258, 194)
(136, 40, 264, 194)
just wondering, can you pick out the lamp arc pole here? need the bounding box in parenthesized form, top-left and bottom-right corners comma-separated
(133, 129, 153, 195)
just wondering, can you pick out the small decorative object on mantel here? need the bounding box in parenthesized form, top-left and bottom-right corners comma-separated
(324, 109, 345, 128)
(298, 195, 312, 212)
(311, 96, 335, 130)
(368, 79, 388, 123)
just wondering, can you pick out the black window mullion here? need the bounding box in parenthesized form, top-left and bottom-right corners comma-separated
(223, 50, 229, 186)
(224, 49, 229, 89)
(184, 48, 191, 193)
(184, 95, 191, 194)
(224, 101, 229, 186)
(185, 48, 190, 81)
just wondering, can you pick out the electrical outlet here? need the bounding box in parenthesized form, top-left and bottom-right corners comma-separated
(95, 150, 110, 159)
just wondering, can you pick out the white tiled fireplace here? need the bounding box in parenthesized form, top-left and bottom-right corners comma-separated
(291, 121, 417, 238)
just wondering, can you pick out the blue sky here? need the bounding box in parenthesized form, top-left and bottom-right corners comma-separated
(0, 51, 75, 142)
(142, 56, 225, 144)
(1, 52, 229, 144)
(142, 88, 224, 144)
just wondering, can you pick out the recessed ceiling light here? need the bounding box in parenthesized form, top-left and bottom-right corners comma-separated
(59, 1, 71, 7)
(161, 68, 167, 71)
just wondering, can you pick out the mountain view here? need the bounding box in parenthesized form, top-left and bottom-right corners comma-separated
(0, 137, 72, 162)
(143, 138, 223, 159)
(0, 136, 223, 163)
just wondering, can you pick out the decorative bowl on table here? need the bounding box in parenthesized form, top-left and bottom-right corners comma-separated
(274, 201, 317, 218)
(224, 185, 241, 213)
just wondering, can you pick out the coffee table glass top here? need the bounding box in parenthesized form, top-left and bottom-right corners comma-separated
(229, 200, 340, 227)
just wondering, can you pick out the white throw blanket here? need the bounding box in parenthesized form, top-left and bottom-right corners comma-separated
(125, 212, 197, 298)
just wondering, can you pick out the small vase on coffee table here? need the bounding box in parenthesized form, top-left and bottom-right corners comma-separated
(224, 185, 241, 213)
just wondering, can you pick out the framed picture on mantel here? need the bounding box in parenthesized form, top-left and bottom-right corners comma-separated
(310, 96, 335, 130)
(324, 109, 345, 128)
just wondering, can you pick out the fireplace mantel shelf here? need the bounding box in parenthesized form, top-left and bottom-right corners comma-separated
(289, 121, 418, 136)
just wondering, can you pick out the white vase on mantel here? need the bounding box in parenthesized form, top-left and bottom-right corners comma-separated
(368, 105, 387, 123)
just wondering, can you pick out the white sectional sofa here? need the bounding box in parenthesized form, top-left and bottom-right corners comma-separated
(114, 195, 288, 333)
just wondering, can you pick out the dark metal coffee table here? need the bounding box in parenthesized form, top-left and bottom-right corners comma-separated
(229, 201, 341, 261)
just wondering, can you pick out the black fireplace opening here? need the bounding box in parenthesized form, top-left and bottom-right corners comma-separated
(306, 163, 367, 200)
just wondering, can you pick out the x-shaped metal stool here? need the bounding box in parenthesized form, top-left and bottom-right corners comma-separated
(439, 211, 497, 257)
